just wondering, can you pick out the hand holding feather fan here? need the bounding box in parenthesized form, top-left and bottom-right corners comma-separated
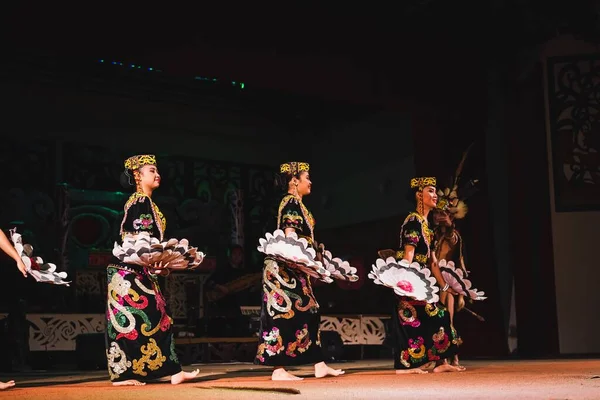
(438, 259, 486, 301)
(112, 232, 205, 272)
(9, 228, 70, 286)
(256, 229, 333, 283)
(368, 257, 440, 303)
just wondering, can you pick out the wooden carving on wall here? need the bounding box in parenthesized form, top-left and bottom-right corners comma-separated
(547, 54, 600, 211)
(246, 168, 275, 268)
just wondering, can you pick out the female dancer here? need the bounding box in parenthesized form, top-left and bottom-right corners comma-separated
(433, 161, 480, 369)
(389, 177, 463, 373)
(0, 229, 27, 390)
(255, 161, 344, 381)
(105, 154, 199, 386)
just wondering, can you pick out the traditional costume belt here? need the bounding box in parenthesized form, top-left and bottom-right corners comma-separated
(395, 251, 428, 265)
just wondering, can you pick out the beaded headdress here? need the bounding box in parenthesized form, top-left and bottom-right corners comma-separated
(280, 161, 310, 176)
(124, 154, 157, 170)
(410, 177, 437, 191)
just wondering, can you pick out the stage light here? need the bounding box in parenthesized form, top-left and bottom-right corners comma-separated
(98, 60, 245, 88)
(100, 59, 160, 72)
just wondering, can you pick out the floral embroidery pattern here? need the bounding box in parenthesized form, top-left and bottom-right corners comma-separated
(255, 327, 284, 362)
(286, 324, 312, 357)
(432, 327, 451, 353)
(398, 300, 420, 327)
(120, 192, 166, 241)
(263, 259, 298, 320)
(426, 327, 452, 361)
(400, 328, 457, 367)
(395, 250, 428, 265)
(106, 341, 131, 380)
(106, 265, 175, 379)
(281, 210, 304, 231)
(425, 303, 446, 318)
(427, 348, 440, 361)
(399, 212, 433, 264)
(408, 336, 426, 359)
(403, 230, 420, 247)
(133, 214, 154, 231)
(277, 195, 315, 242)
(399, 336, 427, 367)
(132, 338, 166, 376)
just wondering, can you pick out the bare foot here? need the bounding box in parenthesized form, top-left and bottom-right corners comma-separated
(272, 368, 304, 381)
(396, 368, 428, 374)
(171, 369, 200, 385)
(0, 381, 15, 390)
(314, 361, 345, 378)
(451, 355, 467, 371)
(112, 380, 146, 386)
(433, 363, 463, 373)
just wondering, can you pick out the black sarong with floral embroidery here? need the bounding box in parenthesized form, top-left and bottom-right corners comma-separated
(105, 192, 182, 382)
(390, 212, 460, 369)
(255, 194, 324, 366)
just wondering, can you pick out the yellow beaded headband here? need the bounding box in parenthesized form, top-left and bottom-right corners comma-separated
(280, 162, 310, 175)
(124, 154, 157, 170)
(410, 177, 436, 191)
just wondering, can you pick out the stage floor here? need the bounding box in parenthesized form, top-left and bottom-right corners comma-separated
(2, 359, 599, 399)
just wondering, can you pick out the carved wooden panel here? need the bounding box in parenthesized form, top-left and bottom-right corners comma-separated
(547, 54, 600, 211)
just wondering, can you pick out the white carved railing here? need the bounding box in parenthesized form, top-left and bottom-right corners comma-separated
(0, 313, 105, 351)
(0, 312, 389, 351)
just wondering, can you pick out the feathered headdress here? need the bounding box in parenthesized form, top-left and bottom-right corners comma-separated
(436, 144, 478, 220)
